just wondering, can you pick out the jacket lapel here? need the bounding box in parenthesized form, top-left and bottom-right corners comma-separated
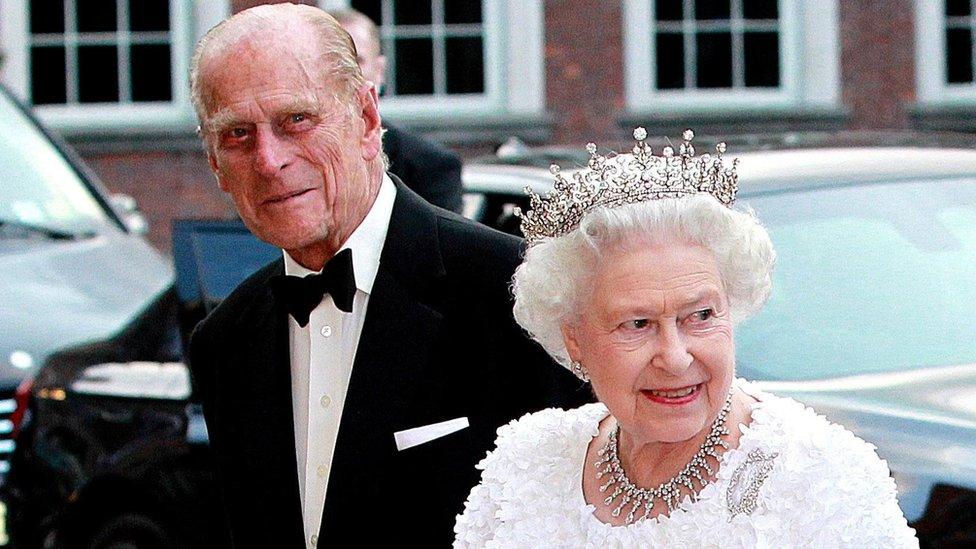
(318, 179, 447, 535)
(220, 261, 305, 539)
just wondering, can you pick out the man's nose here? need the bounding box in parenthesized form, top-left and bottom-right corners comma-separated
(252, 125, 292, 178)
(651, 322, 693, 375)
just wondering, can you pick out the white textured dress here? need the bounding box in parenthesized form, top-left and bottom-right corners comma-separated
(454, 381, 918, 548)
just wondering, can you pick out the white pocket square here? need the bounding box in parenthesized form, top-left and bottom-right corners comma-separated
(394, 417, 469, 451)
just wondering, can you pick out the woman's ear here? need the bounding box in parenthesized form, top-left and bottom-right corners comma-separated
(561, 323, 582, 363)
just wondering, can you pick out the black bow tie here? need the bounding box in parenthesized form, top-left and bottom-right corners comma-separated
(270, 248, 357, 327)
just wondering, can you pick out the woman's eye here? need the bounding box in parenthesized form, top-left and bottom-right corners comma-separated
(691, 309, 714, 322)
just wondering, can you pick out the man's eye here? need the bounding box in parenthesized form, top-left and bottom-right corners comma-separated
(626, 319, 650, 330)
(228, 128, 248, 138)
(288, 113, 308, 124)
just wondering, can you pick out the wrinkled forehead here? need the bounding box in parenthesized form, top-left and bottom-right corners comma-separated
(198, 28, 333, 113)
(593, 242, 727, 308)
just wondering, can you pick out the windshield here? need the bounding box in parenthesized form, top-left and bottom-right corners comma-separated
(735, 178, 976, 381)
(0, 91, 111, 235)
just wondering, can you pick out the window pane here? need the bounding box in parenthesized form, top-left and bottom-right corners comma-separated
(743, 31, 779, 86)
(696, 32, 732, 88)
(78, 45, 119, 102)
(743, 0, 779, 19)
(946, 0, 971, 17)
(395, 1, 431, 25)
(30, 46, 67, 104)
(655, 32, 685, 89)
(351, 0, 383, 26)
(131, 44, 172, 101)
(947, 28, 974, 83)
(77, 0, 117, 32)
(654, 0, 682, 21)
(445, 0, 482, 24)
(394, 38, 433, 94)
(130, 0, 170, 32)
(445, 37, 483, 93)
(30, 0, 65, 34)
(696, 0, 730, 20)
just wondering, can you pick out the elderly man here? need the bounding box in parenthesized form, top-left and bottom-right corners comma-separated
(330, 8, 464, 213)
(187, 4, 585, 547)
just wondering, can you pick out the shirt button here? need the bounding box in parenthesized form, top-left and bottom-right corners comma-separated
(320, 394, 332, 409)
(317, 463, 329, 478)
(310, 534, 318, 546)
(320, 325, 332, 337)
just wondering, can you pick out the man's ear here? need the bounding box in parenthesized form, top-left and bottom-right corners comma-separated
(207, 149, 228, 192)
(358, 82, 382, 161)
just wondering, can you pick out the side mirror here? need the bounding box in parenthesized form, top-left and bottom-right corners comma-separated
(109, 193, 149, 235)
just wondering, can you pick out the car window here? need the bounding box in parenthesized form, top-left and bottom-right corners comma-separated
(466, 191, 530, 236)
(735, 178, 976, 381)
(0, 92, 110, 234)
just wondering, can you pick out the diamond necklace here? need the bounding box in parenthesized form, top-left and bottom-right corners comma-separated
(594, 393, 733, 524)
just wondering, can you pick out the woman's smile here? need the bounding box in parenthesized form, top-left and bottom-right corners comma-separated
(641, 383, 702, 405)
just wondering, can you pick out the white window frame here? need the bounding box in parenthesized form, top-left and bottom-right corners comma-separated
(320, 0, 544, 120)
(0, 0, 229, 135)
(622, 0, 840, 114)
(916, 0, 976, 106)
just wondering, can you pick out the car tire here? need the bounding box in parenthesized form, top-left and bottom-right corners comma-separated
(84, 512, 182, 549)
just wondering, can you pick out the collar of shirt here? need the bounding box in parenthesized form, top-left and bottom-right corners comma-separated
(282, 174, 397, 295)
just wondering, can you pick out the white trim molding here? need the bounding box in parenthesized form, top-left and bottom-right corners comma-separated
(0, 0, 229, 136)
(320, 0, 545, 122)
(915, 0, 976, 106)
(622, 0, 840, 116)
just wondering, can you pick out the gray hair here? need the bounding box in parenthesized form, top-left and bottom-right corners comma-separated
(189, 4, 364, 140)
(512, 194, 776, 367)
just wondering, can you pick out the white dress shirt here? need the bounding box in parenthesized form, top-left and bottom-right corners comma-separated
(283, 176, 396, 547)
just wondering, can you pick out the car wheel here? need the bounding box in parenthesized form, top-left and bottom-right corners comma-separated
(85, 512, 181, 549)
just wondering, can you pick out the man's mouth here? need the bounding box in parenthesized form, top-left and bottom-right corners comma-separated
(265, 188, 313, 205)
(641, 383, 702, 405)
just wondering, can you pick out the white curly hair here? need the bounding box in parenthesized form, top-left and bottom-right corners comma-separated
(512, 193, 776, 368)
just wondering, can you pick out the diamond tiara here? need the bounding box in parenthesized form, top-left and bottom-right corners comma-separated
(514, 128, 739, 244)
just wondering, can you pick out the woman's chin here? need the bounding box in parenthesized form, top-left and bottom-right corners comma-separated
(629, 396, 712, 444)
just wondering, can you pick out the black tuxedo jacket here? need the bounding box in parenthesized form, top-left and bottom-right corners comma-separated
(188, 179, 589, 547)
(383, 123, 464, 213)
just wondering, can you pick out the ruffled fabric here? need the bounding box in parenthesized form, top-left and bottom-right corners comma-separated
(454, 379, 918, 548)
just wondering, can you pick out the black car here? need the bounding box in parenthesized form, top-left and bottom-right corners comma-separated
(0, 85, 183, 548)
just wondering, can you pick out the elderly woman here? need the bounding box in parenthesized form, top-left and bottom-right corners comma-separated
(454, 130, 917, 547)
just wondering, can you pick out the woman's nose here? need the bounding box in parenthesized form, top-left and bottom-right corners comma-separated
(651, 322, 693, 374)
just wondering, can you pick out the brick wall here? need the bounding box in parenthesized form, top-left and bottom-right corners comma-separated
(545, 1, 626, 145)
(231, 0, 316, 14)
(83, 149, 235, 253)
(839, 0, 917, 129)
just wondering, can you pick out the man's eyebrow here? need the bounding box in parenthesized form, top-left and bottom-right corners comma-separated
(279, 98, 321, 116)
(206, 110, 246, 134)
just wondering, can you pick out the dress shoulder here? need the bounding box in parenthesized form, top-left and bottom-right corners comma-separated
(733, 382, 918, 548)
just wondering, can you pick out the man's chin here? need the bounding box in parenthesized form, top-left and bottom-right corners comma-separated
(255, 227, 330, 253)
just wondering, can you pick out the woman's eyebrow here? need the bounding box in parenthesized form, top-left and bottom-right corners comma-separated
(675, 287, 722, 309)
